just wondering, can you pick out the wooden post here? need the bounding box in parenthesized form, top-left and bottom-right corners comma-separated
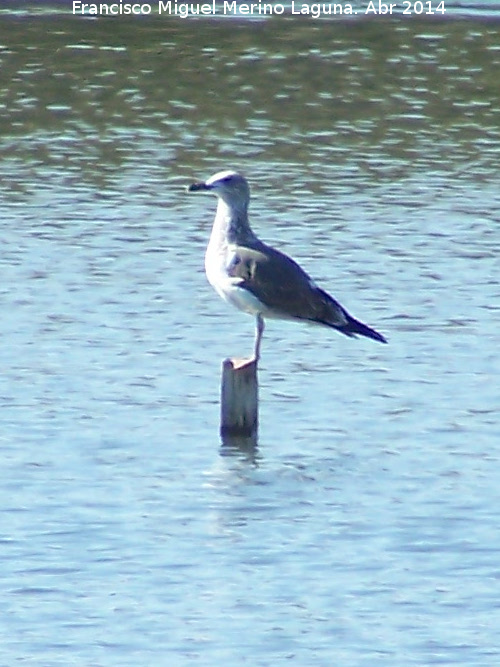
(220, 357, 258, 438)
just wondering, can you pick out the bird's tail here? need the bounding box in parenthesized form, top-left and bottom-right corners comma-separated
(340, 314, 387, 344)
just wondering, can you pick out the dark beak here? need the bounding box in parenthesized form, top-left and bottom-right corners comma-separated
(187, 181, 211, 192)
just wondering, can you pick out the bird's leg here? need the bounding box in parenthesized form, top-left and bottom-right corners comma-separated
(253, 314, 264, 361)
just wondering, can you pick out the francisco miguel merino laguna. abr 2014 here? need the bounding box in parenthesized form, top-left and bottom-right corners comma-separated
(72, 0, 447, 16)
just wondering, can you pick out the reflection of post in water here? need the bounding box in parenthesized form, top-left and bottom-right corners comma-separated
(220, 357, 258, 454)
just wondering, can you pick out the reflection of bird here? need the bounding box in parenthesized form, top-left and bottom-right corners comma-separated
(188, 170, 387, 360)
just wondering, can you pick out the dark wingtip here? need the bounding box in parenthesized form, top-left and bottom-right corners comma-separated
(374, 331, 388, 344)
(343, 317, 387, 344)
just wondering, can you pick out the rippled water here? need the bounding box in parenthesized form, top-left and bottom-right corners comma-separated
(1, 7, 499, 666)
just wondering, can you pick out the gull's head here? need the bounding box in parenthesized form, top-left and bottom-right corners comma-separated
(187, 170, 250, 210)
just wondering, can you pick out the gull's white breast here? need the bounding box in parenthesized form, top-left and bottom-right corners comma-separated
(205, 244, 264, 316)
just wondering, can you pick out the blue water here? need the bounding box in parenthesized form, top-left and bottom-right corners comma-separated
(1, 9, 499, 666)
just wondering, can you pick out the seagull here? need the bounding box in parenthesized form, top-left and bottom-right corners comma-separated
(188, 170, 387, 360)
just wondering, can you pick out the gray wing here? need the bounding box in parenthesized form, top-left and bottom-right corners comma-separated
(227, 243, 349, 327)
